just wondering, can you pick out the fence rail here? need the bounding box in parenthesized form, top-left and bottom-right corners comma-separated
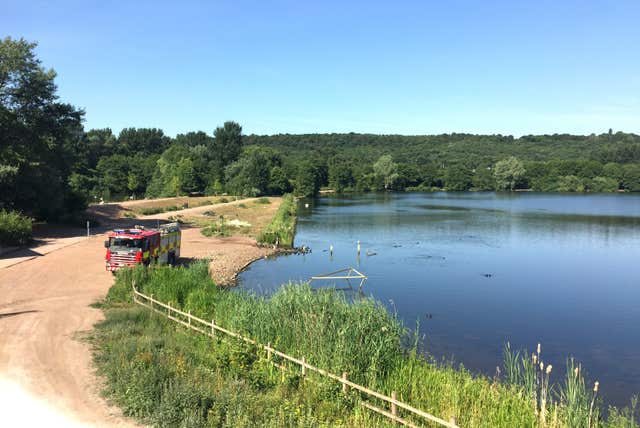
(132, 285, 460, 428)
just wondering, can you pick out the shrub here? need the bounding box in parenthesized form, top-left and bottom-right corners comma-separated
(0, 210, 32, 246)
(201, 223, 230, 237)
(139, 207, 164, 215)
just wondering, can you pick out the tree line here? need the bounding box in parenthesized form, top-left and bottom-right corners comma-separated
(2, 36, 640, 228)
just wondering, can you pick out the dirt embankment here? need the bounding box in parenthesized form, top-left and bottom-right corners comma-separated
(0, 196, 282, 425)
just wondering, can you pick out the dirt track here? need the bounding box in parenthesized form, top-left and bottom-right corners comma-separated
(0, 197, 280, 426)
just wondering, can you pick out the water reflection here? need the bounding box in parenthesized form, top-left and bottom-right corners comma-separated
(240, 192, 640, 406)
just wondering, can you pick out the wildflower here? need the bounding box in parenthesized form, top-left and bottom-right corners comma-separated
(532, 353, 537, 364)
(594, 381, 599, 392)
(381, 326, 388, 332)
(546, 365, 552, 375)
(574, 367, 580, 378)
(537, 343, 541, 354)
(540, 362, 544, 371)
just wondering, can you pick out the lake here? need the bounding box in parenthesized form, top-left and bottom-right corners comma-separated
(238, 192, 640, 406)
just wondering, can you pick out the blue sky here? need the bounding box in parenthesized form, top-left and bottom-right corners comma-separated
(3, 0, 639, 136)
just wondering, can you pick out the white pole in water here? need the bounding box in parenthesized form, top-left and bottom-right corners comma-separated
(330, 244, 334, 256)
(357, 240, 361, 256)
(86, 221, 90, 238)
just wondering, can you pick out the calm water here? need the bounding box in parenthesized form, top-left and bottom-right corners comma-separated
(239, 192, 640, 406)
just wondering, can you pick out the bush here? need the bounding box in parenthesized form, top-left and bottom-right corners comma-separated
(201, 223, 230, 237)
(0, 210, 32, 246)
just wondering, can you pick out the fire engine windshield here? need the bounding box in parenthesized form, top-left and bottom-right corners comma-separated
(109, 237, 142, 248)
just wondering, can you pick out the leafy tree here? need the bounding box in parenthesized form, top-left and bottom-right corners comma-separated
(373, 155, 399, 190)
(556, 175, 585, 192)
(0, 37, 84, 218)
(590, 177, 619, 192)
(213, 121, 243, 177)
(494, 157, 526, 191)
(445, 165, 473, 191)
(328, 157, 355, 192)
(175, 131, 213, 148)
(96, 155, 130, 199)
(603, 162, 624, 182)
(117, 128, 169, 156)
(269, 165, 292, 194)
(295, 160, 320, 197)
(176, 158, 198, 194)
(225, 146, 284, 196)
(622, 164, 640, 191)
(472, 167, 495, 191)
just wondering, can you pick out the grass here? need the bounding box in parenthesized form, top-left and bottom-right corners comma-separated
(201, 222, 230, 237)
(258, 194, 297, 247)
(94, 263, 639, 427)
(93, 264, 391, 427)
(191, 197, 282, 239)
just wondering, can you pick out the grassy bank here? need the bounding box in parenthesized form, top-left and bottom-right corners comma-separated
(92, 262, 639, 427)
(257, 194, 297, 247)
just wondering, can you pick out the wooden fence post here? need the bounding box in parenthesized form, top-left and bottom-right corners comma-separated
(211, 319, 215, 336)
(188, 310, 191, 326)
(391, 390, 398, 421)
(301, 356, 306, 377)
(167, 302, 171, 316)
(267, 342, 272, 360)
(150, 294, 153, 309)
(342, 372, 349, 394)
(450, 416, 456, 427)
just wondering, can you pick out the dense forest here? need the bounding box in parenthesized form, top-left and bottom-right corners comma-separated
(2, 36, 640, 238)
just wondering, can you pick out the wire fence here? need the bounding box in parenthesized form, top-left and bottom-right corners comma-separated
(132, 284, 460, 428)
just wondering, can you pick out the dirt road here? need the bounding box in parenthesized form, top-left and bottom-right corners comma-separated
(0, 197, 281, 426)
(0, 235, 134, 426)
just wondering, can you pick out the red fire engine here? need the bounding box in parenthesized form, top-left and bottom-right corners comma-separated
(104, 223, 181, 272)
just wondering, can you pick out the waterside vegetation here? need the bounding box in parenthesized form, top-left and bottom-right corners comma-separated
(92, 263, 639, 427)
(258, 194, 297, 248)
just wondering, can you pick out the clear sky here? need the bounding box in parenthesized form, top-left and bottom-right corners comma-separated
(3, 0, 639, 136)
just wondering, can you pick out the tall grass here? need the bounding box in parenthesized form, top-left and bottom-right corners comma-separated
(258, 194, 297, 247)
(101, 264, 640, 427)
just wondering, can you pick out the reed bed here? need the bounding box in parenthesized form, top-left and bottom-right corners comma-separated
(96, 263, 639, 427)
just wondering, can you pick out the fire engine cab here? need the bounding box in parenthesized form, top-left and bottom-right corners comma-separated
(104, 223, 181, 272)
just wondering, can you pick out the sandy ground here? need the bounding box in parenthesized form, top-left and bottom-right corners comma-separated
(0, 197, 281, 426)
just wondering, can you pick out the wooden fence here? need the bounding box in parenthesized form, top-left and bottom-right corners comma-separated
(132, 285, 460, 428)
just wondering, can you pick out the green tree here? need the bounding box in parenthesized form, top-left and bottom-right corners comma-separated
(373, 155, 399, 190)
(225, 146, 283, 196)
(176, 158, 197, 194)
(328, 157, 355, 192)
(556, 175, 585, 192)
(494, 157, 526, 191)
(213, 121, 243, 177)
(269, 165, 292, 194)
(294, 160, 320, 197)
(590, 176, 619, 192)
(622, 164, 640, 191)
(0, 37, 84, 218)
(117, 128, 169, 156)
(445, 166, 473, 191)
(96, 155, 130, 199)
(472, 167, 495, 191)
